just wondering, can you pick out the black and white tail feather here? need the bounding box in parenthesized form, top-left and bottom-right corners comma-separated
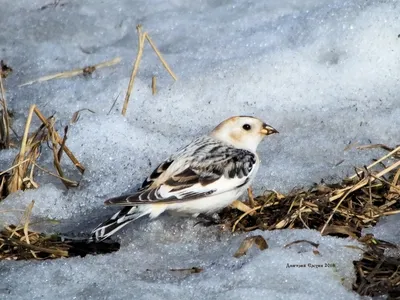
(90, 205, 151, 242)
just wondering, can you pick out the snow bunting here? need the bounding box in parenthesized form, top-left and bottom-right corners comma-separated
(91, 116, 278, 242)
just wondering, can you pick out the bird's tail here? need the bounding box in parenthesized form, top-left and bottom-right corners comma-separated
(90, 206, 149, 242)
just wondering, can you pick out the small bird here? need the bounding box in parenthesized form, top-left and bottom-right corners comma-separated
(90, 116, 278, 242)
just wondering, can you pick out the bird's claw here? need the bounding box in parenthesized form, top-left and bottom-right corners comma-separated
(194, 213, 221, 227)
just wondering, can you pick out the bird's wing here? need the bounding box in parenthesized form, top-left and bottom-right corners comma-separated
(105, 145, 257, 206)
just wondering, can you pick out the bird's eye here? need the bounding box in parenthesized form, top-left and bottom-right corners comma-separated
(242, 124, 251, 131)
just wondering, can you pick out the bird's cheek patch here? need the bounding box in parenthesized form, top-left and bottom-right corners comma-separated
(229, 131, 242, 142)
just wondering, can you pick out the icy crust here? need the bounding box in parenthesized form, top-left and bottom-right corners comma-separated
(0, 227, 363, 300)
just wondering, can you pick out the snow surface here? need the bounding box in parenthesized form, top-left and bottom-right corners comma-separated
(1, 0, 399, 299)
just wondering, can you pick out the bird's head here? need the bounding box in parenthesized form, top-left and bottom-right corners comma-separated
(210, 116, 278, 152)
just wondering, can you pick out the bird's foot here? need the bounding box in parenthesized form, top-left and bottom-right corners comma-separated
(194, 213, 221, 227)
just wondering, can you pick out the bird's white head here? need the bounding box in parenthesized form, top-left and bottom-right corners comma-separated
(210, 116, 278, 152)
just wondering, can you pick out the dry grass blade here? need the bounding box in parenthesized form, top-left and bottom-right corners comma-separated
(34, 107, 85, 174)
(230, 200, 255, 216)
(232, 205, 262, 232)
(320, 225, 359, 239)
(145, 34, 178, 81)
(122, 25, 146, 116)
(21, 200, 35, 244)
(122, 25, 177, 115)
(0, 72, 11, 149)
(48, 124, 78, 188)
(0, 158, 30, 177)
(234, 235, 268, 258)
(348, 145, 400, 180)
(32, 163, 79, 186)
(7, 105, 38, 194)
(19, 57, 121, 87)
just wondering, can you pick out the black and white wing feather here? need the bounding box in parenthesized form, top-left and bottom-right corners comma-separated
(105, 136, 257, 206)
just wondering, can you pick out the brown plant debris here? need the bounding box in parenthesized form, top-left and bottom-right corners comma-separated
(221, 145, 400, 237)
(0, 227, 120, 260)
(70, 108, 95, 124)
(170, 267, 204, 274)
(0, 60, 13, 78)
(40, 0, 65, 10)
(233, 235, 268, 258)
(122, 25, 177, 116)
(353, 234, 400, 298)
(0, 200, 119, 260)
(0, 224, 119, 261)
(1, 105, 85, 200)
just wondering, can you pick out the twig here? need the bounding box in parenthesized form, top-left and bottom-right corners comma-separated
(32, 162, 79, 186)
(19, 57, 121, 87)
(232, 206, 262, 232)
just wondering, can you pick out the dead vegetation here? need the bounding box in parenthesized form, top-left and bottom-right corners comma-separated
(1, 105, 85, 199)
(223, 145, 400, 236)
(0, 23, 179, 261)
(0, 201, 119, 260)
(353, 235, 400, 298)
(222, 145, 400, 298)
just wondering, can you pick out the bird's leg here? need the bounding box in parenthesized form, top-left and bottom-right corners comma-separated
(194, 213, 221, 227)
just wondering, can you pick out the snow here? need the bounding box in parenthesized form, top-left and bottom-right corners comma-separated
(0, 225, 362, 300)
(1, 0, 399, 299)
(364, 214, 400, 245)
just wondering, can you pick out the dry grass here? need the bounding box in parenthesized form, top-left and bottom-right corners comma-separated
(220, 145, 400, 298)
(222, 145, 400, 237)
(1, 105, 85, 200)
(121, 25, 177, 115)
(353, 234, 400, 298)
(0, 201, 119, 260)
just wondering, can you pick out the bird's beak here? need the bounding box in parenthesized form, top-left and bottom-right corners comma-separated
(260, 123, 279, 135)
